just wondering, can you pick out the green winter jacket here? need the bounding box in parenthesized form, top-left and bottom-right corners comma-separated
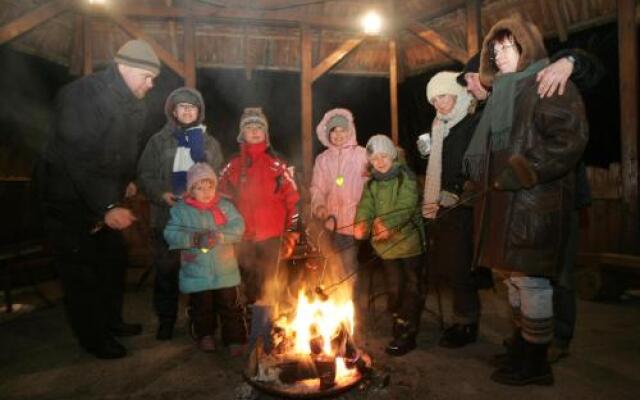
(164, 198, 244, 294)
(355, 164, 424, 260)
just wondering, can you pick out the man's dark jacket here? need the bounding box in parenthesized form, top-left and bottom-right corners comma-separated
(41, 64, 147, 231)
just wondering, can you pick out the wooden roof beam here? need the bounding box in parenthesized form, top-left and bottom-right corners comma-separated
(109, 14, 185, 77)
(0, 0, 69, 46)
(311, 35, 366, 82)
(406, 21, 467, 63)
(81, 2, 358, 31)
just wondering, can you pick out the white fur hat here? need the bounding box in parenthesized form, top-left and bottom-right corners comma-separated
(426, 71, 466, 104)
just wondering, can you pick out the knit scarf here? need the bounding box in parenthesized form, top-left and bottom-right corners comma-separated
(372, 163, 402, 182)
(463, 59, 548, 181)
(171, 124, 206, 194)
(184, 195, 228, 226)
(423, 92, 473, 208)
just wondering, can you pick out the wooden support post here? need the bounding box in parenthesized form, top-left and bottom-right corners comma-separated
(618, 0, 639, 251)
(83, 16, 93, 76)
(300, 26, 313, 185)
(69, 14, 84, 76)
(389, 38, 399, 144)
(0, 0, 68, 45)
(183, 1, 196, 87)
(466, 0, 481, 57)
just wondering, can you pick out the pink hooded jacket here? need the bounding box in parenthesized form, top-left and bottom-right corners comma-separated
(310, 108, 369, 236)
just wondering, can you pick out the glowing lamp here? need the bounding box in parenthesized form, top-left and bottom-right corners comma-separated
(361, 11, 382, 35)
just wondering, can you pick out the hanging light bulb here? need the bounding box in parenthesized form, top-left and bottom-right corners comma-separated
(361, 11, 383, 35)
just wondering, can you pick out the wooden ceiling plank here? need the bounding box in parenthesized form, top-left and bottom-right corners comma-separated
(311, 35, 365, 82)
(543, 0, 569, 42)
(0, 0, 68, 45)
(110, 14, 185, 77)
(83, 3, 357, 31)
(407, 21, 467, 63)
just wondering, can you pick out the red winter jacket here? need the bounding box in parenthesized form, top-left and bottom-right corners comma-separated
(218, 142, 300, 242)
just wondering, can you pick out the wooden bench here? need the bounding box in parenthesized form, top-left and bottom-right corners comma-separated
(576, 252, 640, 300)
(0, 240, 54, 313)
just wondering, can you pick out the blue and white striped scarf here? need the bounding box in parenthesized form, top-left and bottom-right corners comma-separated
(172, 124, 206, 194)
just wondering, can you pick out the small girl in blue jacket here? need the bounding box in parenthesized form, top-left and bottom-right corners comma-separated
(164, 163, 246, 354)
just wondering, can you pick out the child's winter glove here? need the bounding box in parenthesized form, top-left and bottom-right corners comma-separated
(192, 231, 217, 249)
(439, 190, 459, 208)
(416, 133, 431, 157)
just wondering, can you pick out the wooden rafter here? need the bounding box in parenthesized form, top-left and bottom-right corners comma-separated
(0, 0, 68, 45)
(311, 35, 366, 82)
(109, 14, 185, 77)
(406, 21, 467, 63)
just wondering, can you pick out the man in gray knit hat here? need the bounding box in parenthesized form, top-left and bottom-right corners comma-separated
(38, 39, 160, 359)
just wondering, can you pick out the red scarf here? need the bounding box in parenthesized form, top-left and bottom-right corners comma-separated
(184, 195, 228, 225)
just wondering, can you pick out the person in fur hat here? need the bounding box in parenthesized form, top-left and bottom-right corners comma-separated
(218, 107, 300, 308)
(420, 71, 484, 349)
(310, 108, 369, 305)
(164, 163, 246, 354)
(138, 86, 223, 341)
(354, 135, 425, 356)
(463, 17, 588, 386)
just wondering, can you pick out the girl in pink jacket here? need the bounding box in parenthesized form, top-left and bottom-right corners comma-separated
(310, 108, 369, 298)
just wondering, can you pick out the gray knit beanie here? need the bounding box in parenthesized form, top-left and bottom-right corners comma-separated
(187, 163, 217, 193)
(114, 40, 161, 75)
(326, 115, 349, 134)
(237, 107, 269, 143)
(172, 90, 201, 108)
(366, 134, 397, 160)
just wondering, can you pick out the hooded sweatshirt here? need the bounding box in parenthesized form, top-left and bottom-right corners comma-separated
(137, 87, 224, 228)
(310, 109, 369, 236)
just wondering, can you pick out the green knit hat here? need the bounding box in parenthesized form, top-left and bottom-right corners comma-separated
(114, 40, 161, 75)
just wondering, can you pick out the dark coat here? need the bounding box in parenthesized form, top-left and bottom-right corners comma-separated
(137, 87, 223, 229)
(426, 112, 481, 278)
(40, 64, 147, 231)
(475, 17, 589, 277)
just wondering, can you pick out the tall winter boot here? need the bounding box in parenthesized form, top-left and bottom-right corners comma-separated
(491, 340, 554, 386)
(489, 328, 524, 369)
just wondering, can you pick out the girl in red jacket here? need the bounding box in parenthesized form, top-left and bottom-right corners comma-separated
(218, 108, 300, 307)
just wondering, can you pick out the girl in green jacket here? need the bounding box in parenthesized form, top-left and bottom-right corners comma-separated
(354, 135, 425, 357)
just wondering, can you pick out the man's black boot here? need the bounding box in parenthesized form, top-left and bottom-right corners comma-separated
(156, 321, 175, 341)
(110, 321, 143, 337)
(438, 323, 478, 348)
(88, 337, 127, 359)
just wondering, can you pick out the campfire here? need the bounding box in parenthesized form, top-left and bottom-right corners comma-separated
(244, 287, 372, 397)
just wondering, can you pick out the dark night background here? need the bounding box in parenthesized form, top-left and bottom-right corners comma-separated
(0, 22, 631, 246)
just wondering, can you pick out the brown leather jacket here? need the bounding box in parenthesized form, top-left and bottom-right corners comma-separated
(474, 17, 589, 277)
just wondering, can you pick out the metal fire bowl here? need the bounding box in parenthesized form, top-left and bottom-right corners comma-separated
(243, 370, 363, 399)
